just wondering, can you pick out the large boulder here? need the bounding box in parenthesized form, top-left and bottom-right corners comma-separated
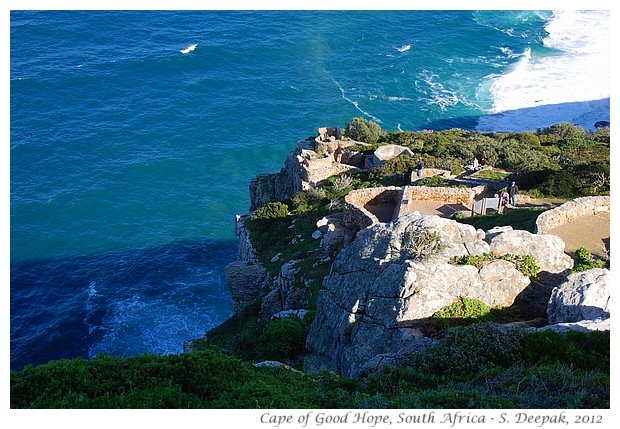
(547, 268, 610, 324)
(224, 261, 271, 313)
(537, 318, 610, 334)
(304, 213, 567, 378)
(489, 229, 574, 274)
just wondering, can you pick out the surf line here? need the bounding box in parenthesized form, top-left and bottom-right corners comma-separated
(324, 66, 383, 124)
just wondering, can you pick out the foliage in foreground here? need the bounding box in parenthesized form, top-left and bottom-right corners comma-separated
(11, 326, 609, 409)
(573, 247, 610, 272)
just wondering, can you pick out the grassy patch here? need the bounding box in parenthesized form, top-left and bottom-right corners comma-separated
(472, 168, 511, 181)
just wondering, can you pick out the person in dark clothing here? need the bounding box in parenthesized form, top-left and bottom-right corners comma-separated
(416, 158, 424, 177)
(508, 181, 518, 207)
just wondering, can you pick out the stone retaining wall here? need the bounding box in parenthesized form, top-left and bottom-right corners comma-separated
(404, 185, 475, 206)
(535, 196, 610, 234)
(302, 156, 360, 185)
(344, 187, 403, 229)
(410, 168, 452, 181)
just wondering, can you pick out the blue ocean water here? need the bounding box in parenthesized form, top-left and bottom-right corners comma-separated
(9, 10, 610, 371)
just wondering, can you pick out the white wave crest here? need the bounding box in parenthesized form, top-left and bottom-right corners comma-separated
(396, 44, 411, 52)
(477, 11, 609, 132)
(180, 44, 197, 54)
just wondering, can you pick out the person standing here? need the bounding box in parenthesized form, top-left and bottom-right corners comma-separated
(416, 158, 424, 177)
(508, 181, 518, 207)
(334, 145, 344, 163)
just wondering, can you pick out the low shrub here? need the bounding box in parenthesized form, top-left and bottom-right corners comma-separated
(252, 201, 289, 221)
(573, 247, 609, 272)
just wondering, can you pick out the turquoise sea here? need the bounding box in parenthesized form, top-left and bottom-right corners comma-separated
(9, 10, 610, 370)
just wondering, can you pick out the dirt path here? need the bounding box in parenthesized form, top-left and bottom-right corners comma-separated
(546, 212, 610, 258)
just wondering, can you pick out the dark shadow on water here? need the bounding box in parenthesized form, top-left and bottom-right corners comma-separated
(10, 238, 239, 371)
(413, 98, 610, 132)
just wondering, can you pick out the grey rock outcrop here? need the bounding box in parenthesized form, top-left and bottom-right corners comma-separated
(261, 259, 311, 319)
(536, 317, 610, 334)
(304, 213, 570, 378)
(489, 229, 574, 274)
(547, 268, 610, 324)
(249, 139, 312, 211)
(234, 214, 258, 262)
(224, 215, 272, 313)
(224, 261, 271, 312)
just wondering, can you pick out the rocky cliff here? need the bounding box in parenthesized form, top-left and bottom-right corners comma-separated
(303, 212, 576, 378)
(224, 140, 610, 379)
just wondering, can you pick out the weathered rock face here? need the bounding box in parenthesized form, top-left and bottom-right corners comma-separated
(234, 214, 258, 262)
(315, 213, 353, 258)
(249, 140, 312, 211)
(260, 259, 311, 319)
(489, 229, 574, 274)
(547, 268, 610, 324)
(224, 215, 271, 313)
(304, 213, 570, 378)
(224, 261, 271, 313)
(536, 317, 610, 334)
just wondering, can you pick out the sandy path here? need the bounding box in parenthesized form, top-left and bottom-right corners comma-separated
(546, 212, 610, 258)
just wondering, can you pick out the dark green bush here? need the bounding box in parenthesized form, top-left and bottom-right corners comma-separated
(412, 324, 526, 376)
(343, 117, 386, 144)
(573, 247, 609, 272)
(519, 330, 610, 372)
(258, 316, 310, 362)
(433, 296, 494, 327)
(252, 201, 289, 220)
(369, 154, 417, 185)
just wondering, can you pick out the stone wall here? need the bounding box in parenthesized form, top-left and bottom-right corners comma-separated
(302, 156, 359, 185)
(404, 185, 475, 206)
(344, 187, 403, 229)
(410, 168, 451, 181)
(535, 196, 610, 234)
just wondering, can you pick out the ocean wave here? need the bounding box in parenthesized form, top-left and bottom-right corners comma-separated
(479, 10, 609, 121)
(396, 44, 411, 52)
(180, 44, 197, 54)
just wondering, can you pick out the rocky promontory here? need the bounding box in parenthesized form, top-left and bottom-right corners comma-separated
(221, 126, 610, 379)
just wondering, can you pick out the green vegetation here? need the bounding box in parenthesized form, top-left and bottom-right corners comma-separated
(401, 226, 443, 261)
(11, 326, 609, 409)
(471, 168, 511, 181)
(450, 253, 540, 278)
(433, 296, 497, 327)
(343, 117, 386, 144)
(379, 122, 609, 198)
(573, 247, 610, 272)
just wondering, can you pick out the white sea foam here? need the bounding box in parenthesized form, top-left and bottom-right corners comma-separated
(419, 70, 464, 112)
(477, 10, 610, 132)
(325, 67, 383, 123)
(180, 44, 197, 54)
(396, 44, 411, 52)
